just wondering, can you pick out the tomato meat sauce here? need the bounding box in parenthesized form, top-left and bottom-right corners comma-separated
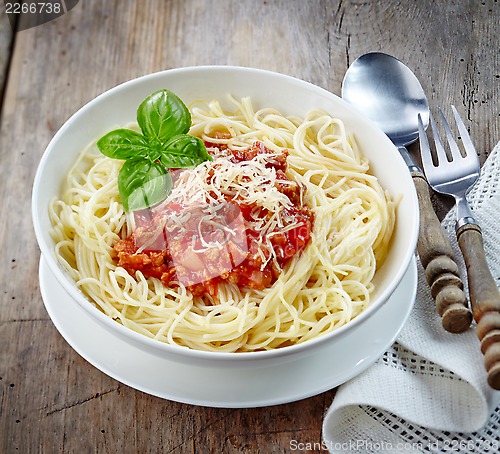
(114, 142, 314, 297)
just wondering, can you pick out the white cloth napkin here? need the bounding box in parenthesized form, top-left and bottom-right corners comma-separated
(323, 143, 500, 453)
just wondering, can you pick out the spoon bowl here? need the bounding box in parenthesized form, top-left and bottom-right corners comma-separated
(342, 52, 429, 147)
(342, 52, 472, 334)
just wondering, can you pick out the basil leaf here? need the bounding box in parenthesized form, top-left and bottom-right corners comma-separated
(160, 134, 213, 168)
(97, 129, 152, 160)
(137, 89, 191, 145)
(118, 159, 172, 212)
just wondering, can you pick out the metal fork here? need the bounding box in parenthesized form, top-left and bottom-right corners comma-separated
(418, 106, 500, 390)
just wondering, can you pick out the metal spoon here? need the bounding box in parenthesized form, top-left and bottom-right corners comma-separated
(342, 52, 472, 333)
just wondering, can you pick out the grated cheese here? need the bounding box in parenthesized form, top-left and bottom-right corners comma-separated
(152, 148, 302, 270)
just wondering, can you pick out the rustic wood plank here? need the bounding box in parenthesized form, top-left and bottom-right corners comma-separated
(1, 0, 498, 453)
(0, 0, 15, 103)
(328, 0, 499, 162)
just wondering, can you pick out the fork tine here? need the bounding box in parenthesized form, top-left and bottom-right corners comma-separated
(439, 108, 463, 161)
(418, 113, 435, 171)
(429, 111, 448, 165)
(451, 105, 479, 163)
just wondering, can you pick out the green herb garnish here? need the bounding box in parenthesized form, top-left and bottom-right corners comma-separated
(97, 89, 212, 212)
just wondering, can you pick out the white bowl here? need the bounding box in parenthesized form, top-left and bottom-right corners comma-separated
(32, 66, 418, 370)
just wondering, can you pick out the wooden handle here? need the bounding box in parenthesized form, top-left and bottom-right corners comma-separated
(457, 224, 500, 390)
(412, 173, 472, 333)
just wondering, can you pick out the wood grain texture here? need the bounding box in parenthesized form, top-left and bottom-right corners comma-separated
(0, 1, 15, 103)
(457, 224, 500, 389)
(0, 0, 498, 452)
(412, 173, 471, 333)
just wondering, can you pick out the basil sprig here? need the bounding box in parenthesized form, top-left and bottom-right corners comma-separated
(97, 89, 212, 212)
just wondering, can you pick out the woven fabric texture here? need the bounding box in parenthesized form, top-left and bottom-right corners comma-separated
(323, 143, 500, 453)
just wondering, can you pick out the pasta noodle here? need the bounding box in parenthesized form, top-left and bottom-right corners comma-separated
(49, 96, 396, 352)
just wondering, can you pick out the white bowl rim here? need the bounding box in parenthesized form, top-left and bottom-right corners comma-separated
(32, 65, 419, 362)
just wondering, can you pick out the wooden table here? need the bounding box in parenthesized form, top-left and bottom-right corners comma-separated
(1, 1, 498, 452)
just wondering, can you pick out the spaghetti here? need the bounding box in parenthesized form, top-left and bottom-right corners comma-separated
(49, 96, 396, 352)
